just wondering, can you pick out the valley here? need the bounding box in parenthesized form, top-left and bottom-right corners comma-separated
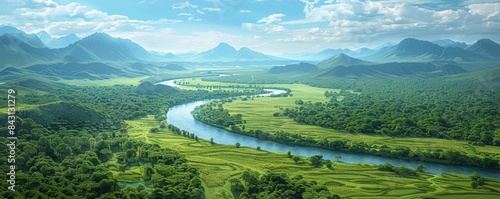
(1, 23, 500, 198)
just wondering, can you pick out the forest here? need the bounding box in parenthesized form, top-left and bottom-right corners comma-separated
(192, 77, 500, 169)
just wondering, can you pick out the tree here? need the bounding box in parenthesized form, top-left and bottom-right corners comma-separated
(416, 164, 426, 172)
(309, 155, 323, 167)
(287, 151, 292, 158)
(471, 181, 478, 189)
(210, 137, 214, 144)
(335, 154, 342, 162)
(256, 146, 261, 150)
(236, 142, 241, 148)
(293, 156, 300, 163)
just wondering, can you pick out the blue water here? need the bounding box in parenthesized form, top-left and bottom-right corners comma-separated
(164, 84, 500, 180)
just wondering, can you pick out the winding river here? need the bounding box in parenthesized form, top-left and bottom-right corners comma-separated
(161, 80, 500, 180)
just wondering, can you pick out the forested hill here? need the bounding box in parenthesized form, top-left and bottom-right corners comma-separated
(0, 78, 266, 198)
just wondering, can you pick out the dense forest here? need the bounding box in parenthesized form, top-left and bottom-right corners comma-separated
(283, 78, 500, 145)
(0, 79, 264, 198)
(193, 78, 500, 169)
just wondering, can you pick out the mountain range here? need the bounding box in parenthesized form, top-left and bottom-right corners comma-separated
(1, 25, 500, 80)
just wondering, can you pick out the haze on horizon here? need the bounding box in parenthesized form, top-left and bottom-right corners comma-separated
(1, 0, 499, 55)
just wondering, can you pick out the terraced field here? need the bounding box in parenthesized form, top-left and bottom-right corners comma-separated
(124, 115, 500, 198)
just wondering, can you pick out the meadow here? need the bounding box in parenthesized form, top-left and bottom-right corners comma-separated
(123, 115, 500, 198)
(180, 78, 500, 160)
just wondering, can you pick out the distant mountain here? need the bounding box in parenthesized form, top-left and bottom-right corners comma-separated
(194, 43, 285, 62)
(317, 62, 467, 78)
(62, 32, 150, 61)
(164, 63, 187, 71)
(466, 39, 500, 58)
(432, 39, 468, 49)
(368, 38, 485, 62)
(195, 43, 237, 60)
(267, 62, 318, 74)
(0, 26, 25, 35)
(316, 53, 371, 68)
(37, 32, 80, 49)
(0, 26, 46, 48)
(0, 33, 56, 67)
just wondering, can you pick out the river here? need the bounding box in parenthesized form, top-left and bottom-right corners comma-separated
(160, 80, 500, 180)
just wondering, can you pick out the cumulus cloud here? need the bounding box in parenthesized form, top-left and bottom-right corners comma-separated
(257, 13, 285, 24)
(172, 1, 198, 9)
(242, 23, 285, 34)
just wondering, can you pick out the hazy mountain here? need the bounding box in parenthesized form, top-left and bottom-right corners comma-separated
(466, 39, 500, 58)
(317, 62, 467, 78)
(62, 32, 150, 61)
(316, 53, 371, 68)
(1, 26, 46, 48)
(0, 33, 56, 68)
(432, 39, 468, 49)
(368, 38, 484, 62)
(164, 63, 187, 71)
(267, 62, 318, 74)
(38, 30, 80, 48)
(194, 43, 237, 60)
(194, 43, 284, 62)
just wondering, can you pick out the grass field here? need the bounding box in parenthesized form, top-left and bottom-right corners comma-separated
(124, 115, 500, 199)
(180, 78, 500, 160)
(59, 76, 149, 86)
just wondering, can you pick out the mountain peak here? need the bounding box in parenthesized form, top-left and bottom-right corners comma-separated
(317, 52, 370, 68)
(213, 42, 237, 53)
(466, 38, 500, 58)
(0, 26, 24, 35)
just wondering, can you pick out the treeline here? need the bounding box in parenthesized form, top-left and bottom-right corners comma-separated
(0, 80, 268, 198)
(193, 102, 499, 169)
(0, 116, 204, 198)
(231, 171, 340, 199)
(280, 78, 500, 146)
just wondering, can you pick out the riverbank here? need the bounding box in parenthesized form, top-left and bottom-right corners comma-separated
(128, 115, 500, 198)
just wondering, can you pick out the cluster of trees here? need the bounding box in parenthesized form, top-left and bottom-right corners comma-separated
(231, 171, 340, 199)
(469, 172, 485, 189)
(0, 115, 204, 198)
(286, 78, 499, 146)
(193, 102, 499, 169)
(193, 101, 244, 128)
(377, 162, 421, 177)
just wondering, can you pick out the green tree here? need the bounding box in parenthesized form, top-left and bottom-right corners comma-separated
(416, 164, 426, 172)
(236, 142, 241, 148)
(335, 154, 342, 162)
(293, 156, 300, 164)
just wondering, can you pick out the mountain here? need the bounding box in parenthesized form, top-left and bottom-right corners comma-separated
(194, 43, 237, 60)
(0, 33, 56, 68)
(432, 39, 468, 49)
(466, 39, 500, 58)
(316, 53, 370, 68)
(62, 32, 150, 61)
(164, 63, 187, 71)
(0, 26, 25, 35)
(317, 62, 467, 78)
(0, 26, 46, 48)
(37, 32, 80, 49)
(194, 43, 285, 62)
(267, 62, 318, 74)
(368, 38, 485, 62)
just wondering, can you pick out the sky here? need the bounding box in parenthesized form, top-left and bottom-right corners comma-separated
(1, 0, 499, 55)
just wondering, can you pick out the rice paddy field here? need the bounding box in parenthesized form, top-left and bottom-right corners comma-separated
(178, 78, 500, 159)
(124, 115, 500, 199)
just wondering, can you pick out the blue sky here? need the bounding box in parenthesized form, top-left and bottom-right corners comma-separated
(1, 0, 499, 55)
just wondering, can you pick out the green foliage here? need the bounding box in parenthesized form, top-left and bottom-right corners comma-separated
(233, 172, 338, 199)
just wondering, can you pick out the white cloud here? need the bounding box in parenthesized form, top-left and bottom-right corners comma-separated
(257, 13, 285, 24)
(178, 13, 194, 17)
(239, 10, 252, 13)
(203, 7, 221, 12)
(242, 23, 285, 34)
(172, 1, 198, 9)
